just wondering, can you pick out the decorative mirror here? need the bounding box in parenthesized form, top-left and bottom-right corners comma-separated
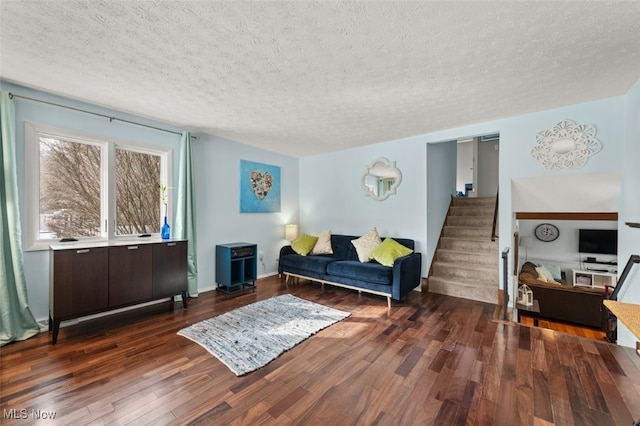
(530, 119, 602, 170)
(362, 158, 402, 201)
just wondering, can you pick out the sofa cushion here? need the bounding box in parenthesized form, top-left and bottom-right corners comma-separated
(279, 254, 335, 275)
(351, 227, 382, 262)
(310, 230, 333, 255)
(291, 234, 319, 256)
(327, 260, 393, 286)
(370, 238, 414, 267)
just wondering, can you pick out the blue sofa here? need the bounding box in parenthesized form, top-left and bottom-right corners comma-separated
(278, 234, 422, 307)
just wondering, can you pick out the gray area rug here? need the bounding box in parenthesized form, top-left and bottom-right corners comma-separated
(177, 294, 351, 376)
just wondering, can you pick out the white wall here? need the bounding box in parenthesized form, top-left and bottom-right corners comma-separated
(456, 141, 473, 193)
(476, 138, 499, 197)
(5, 82, 299, 323)
(518, 220, 618, 277)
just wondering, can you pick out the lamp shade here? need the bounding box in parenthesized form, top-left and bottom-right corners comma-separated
(285, 224, 298, 241)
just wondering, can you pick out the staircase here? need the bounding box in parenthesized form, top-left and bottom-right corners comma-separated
(428, 196, 499, 304)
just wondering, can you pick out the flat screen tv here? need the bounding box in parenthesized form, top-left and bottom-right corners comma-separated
(578, 229, 617, 255)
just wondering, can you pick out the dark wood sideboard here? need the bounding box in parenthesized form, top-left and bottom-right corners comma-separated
(49, 239, 188, 344)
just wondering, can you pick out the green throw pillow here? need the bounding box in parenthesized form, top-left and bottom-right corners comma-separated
(291, 234, 319, 256)
(370, 238, 413, 267)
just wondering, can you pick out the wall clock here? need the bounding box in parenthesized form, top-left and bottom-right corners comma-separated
(534, 223, 560, 242)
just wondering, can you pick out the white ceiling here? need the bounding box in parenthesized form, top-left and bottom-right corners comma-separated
(1, 1, 639, 157)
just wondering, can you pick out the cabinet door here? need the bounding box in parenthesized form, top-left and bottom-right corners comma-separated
(109, 244, 153, 307)
(52, 247, 109, 318)
(153, 241, 187, 298)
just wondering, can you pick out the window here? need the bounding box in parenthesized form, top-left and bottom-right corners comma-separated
(25, 123, 171, 250)
(115, 148, 162, 235)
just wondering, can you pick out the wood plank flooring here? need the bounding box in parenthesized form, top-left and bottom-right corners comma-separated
(2, 275, 640, 425)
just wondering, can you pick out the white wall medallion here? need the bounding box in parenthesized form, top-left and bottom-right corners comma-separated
(530, 120, 602, 170)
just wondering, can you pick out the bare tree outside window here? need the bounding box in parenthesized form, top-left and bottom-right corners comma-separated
(116, 149, 161, 235)
(39, 137, 162, 239)
(39, 137, 101, 238)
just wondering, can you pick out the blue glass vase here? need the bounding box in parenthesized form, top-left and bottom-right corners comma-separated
(161, 216, 170, 239)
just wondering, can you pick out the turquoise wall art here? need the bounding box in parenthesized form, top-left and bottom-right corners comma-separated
(240, 160, 281, 213)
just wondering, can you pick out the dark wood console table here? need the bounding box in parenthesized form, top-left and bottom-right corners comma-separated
(49, 239, 188, 344)
(517, 300, 540, 326)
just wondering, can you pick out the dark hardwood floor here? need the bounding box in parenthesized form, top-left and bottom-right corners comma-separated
(2, 276, 640, 425)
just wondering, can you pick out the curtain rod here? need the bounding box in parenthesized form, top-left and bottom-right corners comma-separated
(8, 92, 197, 139)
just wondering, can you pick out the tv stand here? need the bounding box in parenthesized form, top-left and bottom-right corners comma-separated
(584, 259, 617, 265)
(573, 269, 617, 289)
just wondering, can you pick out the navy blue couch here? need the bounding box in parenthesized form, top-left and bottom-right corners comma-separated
(278, 234, 422, 307)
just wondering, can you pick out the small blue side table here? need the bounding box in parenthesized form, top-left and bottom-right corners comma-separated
(215, 243, 257, 294)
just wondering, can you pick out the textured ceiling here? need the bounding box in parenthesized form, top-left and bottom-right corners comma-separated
(1, 1, 639, 157)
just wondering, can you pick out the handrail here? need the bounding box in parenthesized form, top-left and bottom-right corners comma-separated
(609, 254, 640, 301)
(502, 247, 510, 320)
(491, 188, 499, 242)
(605, 254, 640, 343)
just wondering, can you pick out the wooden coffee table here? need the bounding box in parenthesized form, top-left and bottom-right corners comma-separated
(517, 299, 540, 326)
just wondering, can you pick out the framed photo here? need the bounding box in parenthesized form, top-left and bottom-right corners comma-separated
(240, 160, 281, 213)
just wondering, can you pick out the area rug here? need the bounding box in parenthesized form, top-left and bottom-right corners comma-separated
(177, 294, 351, 376)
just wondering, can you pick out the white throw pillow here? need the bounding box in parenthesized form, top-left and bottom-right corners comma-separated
(535, 266, 555, 283)
(310, 230, 333, 255)
(351, 228, 382, 263)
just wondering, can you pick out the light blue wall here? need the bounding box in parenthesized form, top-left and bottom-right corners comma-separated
(422, 96, 625, 289)
(299, 92, 630, 346)
(299, 134, 428, 274)
(426, 140, 457, 267)
(3, 82, 299, 322)
(617, 79, 640, 347)
(5, 77, 639, 348)
(192, 134, 299, 291)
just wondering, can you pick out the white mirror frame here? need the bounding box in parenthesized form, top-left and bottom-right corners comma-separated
(361, 157, 402, 201)
(530, 119, 602, 170)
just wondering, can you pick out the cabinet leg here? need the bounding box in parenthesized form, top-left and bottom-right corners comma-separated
(182, 291, 188, 309)
(51, 319, 61, 344)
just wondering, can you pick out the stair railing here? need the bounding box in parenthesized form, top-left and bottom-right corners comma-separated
(491, 188, 499, 242)
(502, 247, 510, 320)
(608, 254, 640, 301)
(605, 254, 640, 343)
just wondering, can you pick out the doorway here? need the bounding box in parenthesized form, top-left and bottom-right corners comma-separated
(456, 134, 499, 198)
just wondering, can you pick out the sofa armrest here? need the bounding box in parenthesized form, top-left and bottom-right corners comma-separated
(391, 252, 422, 300)
(278, 245, 295, 274)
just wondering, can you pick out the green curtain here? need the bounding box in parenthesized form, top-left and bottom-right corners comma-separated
(175, 130, 198, 297)
(0, 92, 40, 346)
